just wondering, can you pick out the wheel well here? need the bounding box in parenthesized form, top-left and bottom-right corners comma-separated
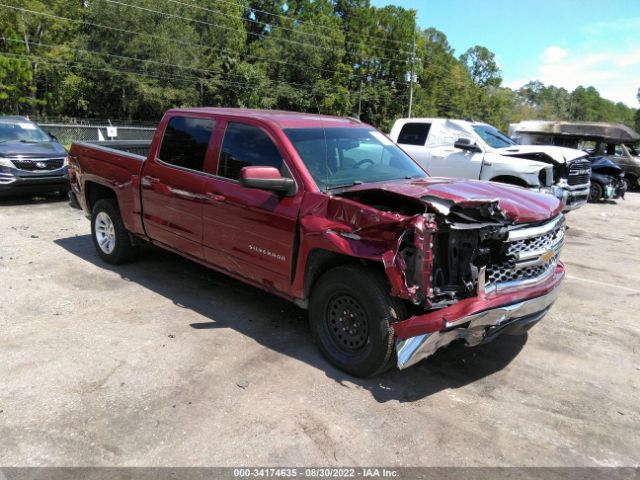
(85, 182, 116, 212)
(303, 249, 384, 301)
(490, 175, 529, 188)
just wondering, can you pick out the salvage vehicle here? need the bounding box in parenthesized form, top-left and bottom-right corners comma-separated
(69, 108, 566, 376)
(510, 120, 640, 191)
(389, 118, 591, 211)
(588, 156, 626, 202)
(0, 116, 69, 196)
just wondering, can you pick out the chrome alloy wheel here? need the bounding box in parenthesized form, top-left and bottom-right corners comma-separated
(95, 211, 116, 254)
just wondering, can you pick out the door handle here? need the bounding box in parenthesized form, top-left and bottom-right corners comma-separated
(142, 176, 160, 187)
(206, 192, 226, 202)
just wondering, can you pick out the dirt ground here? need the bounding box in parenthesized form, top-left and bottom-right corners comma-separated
(0, 192, 638, 467)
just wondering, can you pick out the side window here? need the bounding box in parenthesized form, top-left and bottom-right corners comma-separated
(217, 123, 283, 180)
(397, 123, 431, 146)
(158, 116, 215, 172)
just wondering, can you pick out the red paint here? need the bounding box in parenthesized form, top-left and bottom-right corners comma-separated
(240, 166, 285, 181)
(344, 178, 564, 224)
(392, 263, 566, 339)
(70, 108, 564, 338)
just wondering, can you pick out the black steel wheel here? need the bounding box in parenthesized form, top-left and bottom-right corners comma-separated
(309, 265, 407, 377)
(326, 294, 370, 353)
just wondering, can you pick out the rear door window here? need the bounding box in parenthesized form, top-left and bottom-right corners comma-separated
(397, 123, 431, 146)
(217, 123, 283, 180)
(158, 116, 215, 172)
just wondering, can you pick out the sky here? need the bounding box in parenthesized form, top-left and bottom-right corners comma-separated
(370, 0, 640, 107)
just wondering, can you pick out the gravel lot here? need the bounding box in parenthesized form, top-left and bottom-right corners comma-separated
(0, 193, 639, 467)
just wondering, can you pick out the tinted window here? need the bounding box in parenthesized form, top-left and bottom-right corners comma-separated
(218, 123, 283, 180)
(159, 116, 215, 171)
(397, 123, 431, 146)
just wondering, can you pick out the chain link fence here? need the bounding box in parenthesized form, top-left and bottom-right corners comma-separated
(36, 119, 157, 147)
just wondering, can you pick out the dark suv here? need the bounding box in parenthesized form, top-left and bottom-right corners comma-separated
(0, 116, 69, 197)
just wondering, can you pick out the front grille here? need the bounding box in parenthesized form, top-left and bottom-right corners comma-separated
(486, 216, 565, 286)
(567, 160, 591, 186)
(486, 254, 560, 285)
(10, 157, 65, 171)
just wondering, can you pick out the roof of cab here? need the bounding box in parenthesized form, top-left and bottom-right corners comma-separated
(165, 107, 370, 129)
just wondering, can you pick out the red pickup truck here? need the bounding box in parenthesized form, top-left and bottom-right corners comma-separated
(69, 108, 565, 377)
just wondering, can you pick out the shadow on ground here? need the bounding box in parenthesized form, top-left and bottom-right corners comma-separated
(0, 193, 67, 206)
(55, 234, 527, 403)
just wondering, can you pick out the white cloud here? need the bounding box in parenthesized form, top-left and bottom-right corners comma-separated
(507, 45, 640, 107)
(541, 46, 568, 63)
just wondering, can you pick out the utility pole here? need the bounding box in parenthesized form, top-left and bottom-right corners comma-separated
(358, 80, 363, 119)
(406, 28, 417, 119)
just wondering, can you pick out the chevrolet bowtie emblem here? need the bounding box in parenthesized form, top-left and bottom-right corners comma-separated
(541, 249, 554, 263)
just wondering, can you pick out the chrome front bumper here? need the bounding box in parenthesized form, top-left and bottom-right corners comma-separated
(550, 182, 590, 211)
(396, 286, 561, 370)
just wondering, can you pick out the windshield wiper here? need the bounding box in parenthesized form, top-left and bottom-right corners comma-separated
(325, 180, 363, 191)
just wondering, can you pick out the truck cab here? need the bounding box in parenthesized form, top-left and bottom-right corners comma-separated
(389, 118, 591, 211)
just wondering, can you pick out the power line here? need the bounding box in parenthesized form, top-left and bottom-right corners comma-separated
(3, 37, 319, 92)
(156, 0, 415, 56)
(2, 52, 205, 84)
(0, 3, 410, 87)
(2, 52, 393, 102)
(102, 0, 408, 65)
(179, 0, 414, 48)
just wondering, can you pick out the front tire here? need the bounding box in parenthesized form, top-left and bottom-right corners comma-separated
(309, 265, 406, 377)
(588, 182, 603, 202)
(91, 199, 137, 265)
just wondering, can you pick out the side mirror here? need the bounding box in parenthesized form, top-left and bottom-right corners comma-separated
(239, 166, 296, 196)
(48, 132, 59, 142)
(454, 137, 480, 152)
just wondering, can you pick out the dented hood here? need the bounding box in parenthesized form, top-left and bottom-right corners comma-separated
(342, 178, 563, 224)
(497, 145, 586, 164)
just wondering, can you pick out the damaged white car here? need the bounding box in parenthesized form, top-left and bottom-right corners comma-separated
(389, 118, 591, 211)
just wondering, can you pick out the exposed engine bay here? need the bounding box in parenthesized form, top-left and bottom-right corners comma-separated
(337, 186, 564, 311)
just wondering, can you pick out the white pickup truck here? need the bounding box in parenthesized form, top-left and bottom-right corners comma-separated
(389, 118, 591, 211)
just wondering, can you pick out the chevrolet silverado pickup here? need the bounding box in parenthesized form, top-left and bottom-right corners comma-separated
(389, 118, 591, 211)
(69, 108, 566, 377)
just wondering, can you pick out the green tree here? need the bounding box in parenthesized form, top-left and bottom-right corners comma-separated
(459, 45, 501, 88)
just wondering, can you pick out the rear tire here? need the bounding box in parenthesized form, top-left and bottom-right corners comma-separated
(624, 175, 638, 192)
(91, 199, 137, 265)
(309, 265, 406, 377)
(588, 182, 603, 203)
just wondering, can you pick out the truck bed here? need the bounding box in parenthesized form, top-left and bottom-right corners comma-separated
(69, 140, 152, 238)
(75, 140, 152, 159)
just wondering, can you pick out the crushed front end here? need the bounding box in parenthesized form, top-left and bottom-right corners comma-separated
(388, 203, 566, 370)
(552, 158, 591, 210)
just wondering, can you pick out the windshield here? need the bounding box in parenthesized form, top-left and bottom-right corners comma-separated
(0, 120, 51, 143)
(284, 127, 426, 191)
(472, 124, 515, 149)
